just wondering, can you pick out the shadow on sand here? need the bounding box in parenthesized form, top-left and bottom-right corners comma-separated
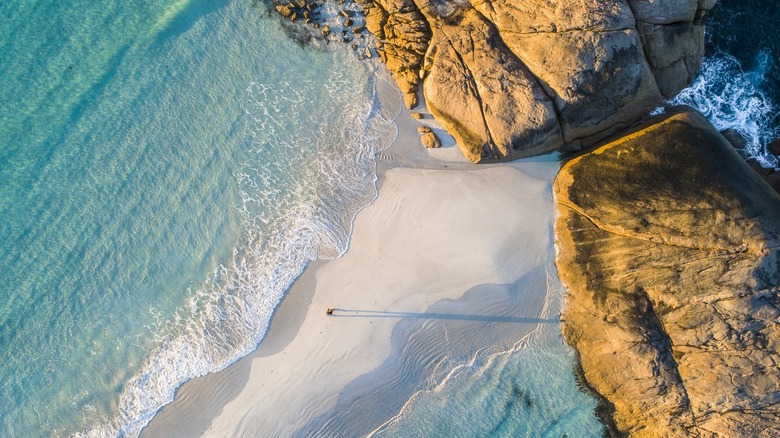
(328, 308, 559, 324)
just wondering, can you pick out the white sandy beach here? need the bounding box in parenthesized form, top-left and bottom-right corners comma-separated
(142, 83, 564, 437)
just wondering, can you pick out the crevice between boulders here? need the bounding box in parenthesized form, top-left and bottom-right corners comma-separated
(465, 5, 568, 149)
(435, 24, 499, 159)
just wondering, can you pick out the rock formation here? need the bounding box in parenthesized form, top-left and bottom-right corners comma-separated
(350, 0, 715, 162)
(358, 0, 431, 109)
(770, 138, 780, 157)
(416, 125, 441, 148)
(555, 107, 780, 436)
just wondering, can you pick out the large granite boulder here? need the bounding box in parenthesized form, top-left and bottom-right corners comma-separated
(554, 108, 780, 436)
(351, 0, 715, 162)
(420, 5, 564, 162)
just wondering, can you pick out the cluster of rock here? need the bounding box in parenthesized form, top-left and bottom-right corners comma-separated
(272, 0, 716, 163)
(555, 107, 780, 436)
(274, 0, 319, 24)
(355, 0, 431, 110)
(338, 0, 715, 162)
(271, 0, 374, 58)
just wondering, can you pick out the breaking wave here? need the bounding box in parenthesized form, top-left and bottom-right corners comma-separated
(83, 65, 398, 436)
(671, 51, 779, 169)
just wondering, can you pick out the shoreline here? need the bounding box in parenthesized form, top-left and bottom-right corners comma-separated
(142, 67, 572, 437)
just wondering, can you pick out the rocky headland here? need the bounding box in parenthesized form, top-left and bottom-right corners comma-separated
(272, 0, 715, 163)
(555, 108, 780, 436)
(365, 0, 718, 162)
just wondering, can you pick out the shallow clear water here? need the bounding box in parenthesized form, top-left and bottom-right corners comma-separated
(0, 0, 394, 435)
(319, 260, 606, 438)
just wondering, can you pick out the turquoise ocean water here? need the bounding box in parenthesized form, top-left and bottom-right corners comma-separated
(1, 1, 396, 435)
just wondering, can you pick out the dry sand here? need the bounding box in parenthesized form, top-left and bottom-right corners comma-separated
(142, 78, 563, 437)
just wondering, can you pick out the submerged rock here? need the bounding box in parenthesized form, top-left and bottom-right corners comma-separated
(769, 137, 780, 157)
(554, 107, 780, 436)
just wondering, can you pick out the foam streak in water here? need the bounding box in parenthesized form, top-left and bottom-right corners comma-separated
(82, 64, 398, 437)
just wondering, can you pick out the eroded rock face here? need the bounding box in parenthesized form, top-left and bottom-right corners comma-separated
(356, 0, 431, 108)
(351, 0, 715, 162)
(555, 108, 780, 436)
(421, 5, 564, 162)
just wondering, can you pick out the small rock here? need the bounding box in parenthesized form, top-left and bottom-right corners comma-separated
(364, 47, 372, 58)
(275, 5, 293, 18)
(558, 139, 583, 153)
(417, 125, 432, 134)
(344, 17, 353, 27)
(768, 138, 780, 156)
(353, 25, 366, 34)
(403, 92, 418, 110)
(421, 131, 442, 149)
(321, 25, 330, 36)
(720, 128, 747, 151)
(765, 170, 780, 194)
(746, 158, 774, 177)
(410, 112, 423, 120)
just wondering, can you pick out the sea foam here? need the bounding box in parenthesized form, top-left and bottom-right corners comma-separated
(671, 52, 779, 169)
(83, 63, 398, 437)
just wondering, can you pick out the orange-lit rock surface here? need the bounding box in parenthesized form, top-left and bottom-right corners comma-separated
(554, 108, 780, 436)
(355, 0, 715, 162)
